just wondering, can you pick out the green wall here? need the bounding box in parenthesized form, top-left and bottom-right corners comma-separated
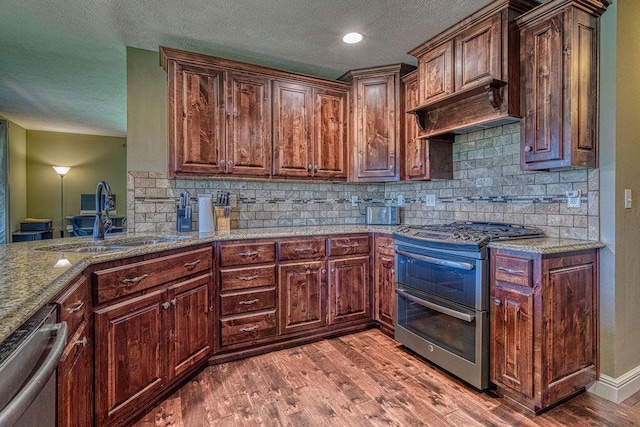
(8, 120, 27, 234)
(26, 131, 127, 235)
(127, 47, 167, 173)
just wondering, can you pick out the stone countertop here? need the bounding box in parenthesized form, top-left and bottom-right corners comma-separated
(0, 225, 603, 343)
(0, 225, 396, 343)
(488, 237, 605, 254)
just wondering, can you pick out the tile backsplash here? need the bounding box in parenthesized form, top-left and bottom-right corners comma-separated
(128, 123, 599, 240)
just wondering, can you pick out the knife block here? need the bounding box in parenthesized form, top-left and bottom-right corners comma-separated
(214, 207, 230, 232)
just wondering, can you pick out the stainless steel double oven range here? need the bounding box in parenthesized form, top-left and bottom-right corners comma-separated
(392, 222, 543, 390)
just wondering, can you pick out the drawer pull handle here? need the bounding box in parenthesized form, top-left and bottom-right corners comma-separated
(239, 275, 259, 281)
(238, 299, 259, 305)
(497, 267, 525, 275)
(294, 247, 314, 252)
(239, 325, 260, 332)
(494, 299, 502, 306)
(341, 243, 359, 249)
(380, 244, 394, 249)
(121, 274, 149, 285)
(183, 259, 202, 269)
(239, 251, 259, 257)
(67, 300, 84, 314)
(76, 337, 88, 347)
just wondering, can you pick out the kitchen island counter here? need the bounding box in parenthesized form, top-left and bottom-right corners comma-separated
(0, 225, 396, 343)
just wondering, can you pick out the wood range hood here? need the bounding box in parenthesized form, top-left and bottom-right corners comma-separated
(405, 0, 542, 139)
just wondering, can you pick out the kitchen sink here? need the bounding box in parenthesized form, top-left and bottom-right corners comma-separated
(65, 245, 128, 253)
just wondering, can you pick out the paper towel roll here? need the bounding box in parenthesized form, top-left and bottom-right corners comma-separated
(198, 194, 215, 233)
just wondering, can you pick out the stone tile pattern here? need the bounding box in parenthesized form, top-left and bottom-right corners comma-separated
(128, 124, 599, 240)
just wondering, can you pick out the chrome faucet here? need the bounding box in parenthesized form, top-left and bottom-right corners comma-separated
(93, 181, 114, 240)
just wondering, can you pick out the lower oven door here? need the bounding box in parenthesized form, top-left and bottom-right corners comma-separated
(395, 285, 488, 390)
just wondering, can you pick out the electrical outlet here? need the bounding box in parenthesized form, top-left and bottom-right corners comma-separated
(397, 195, 404, 206)
(566, 190, 581, 208)
(425, 194, 436, 207)
(351, 195, 359, 207)
(229, 194, 238, 208)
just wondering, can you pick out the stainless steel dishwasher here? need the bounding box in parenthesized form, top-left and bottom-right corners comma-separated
(0, 305, 67, 427)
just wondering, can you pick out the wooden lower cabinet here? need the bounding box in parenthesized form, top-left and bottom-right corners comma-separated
(374, 234, 395, 333)
(93, 247, 213, 427)
(55, 274, 93, 427)
(328, 256, 370, 324)
(278, 261, 327, 334)
(490, 248, 598, 413)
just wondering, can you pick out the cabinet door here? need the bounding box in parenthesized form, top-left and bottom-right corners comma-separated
(455, 14, 501, 91)
(58, 322, 93, 427)
(273, 80, 313, 177)
(226, 72, 272, 176)
(94, 290, 165, 425)
(418, 40, 454, 105)
(168, 60, 225, 175)
(278, 261, 326, 334)
(520, 15, 563, 167)
(328, 256, 370, 324)
(491, 285, 534, 399)
(314, 87, 348, 179)
(167, 274, 212, 379)
(375, 252, 395, 330)
(354, 75, 398, 181)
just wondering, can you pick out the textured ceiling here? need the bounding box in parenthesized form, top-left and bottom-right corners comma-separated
(0, 0, 488, 137)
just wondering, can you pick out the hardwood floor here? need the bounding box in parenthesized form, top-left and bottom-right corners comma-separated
(135, 330, 640, 426)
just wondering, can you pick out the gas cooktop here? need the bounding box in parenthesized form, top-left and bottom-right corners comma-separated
(393, 221, 544, 251)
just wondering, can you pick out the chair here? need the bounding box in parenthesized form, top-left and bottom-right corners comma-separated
(71, 215, 92, 236)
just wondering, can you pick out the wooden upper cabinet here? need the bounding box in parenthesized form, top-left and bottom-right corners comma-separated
(402, 70, 453, 181)
(518, 0, 607, 170)
(418, 41, 454, 105)
(273, 81, 313, 177)
(313, 87, 348, 179)
(226, 72, 272, 176)
(341, 64, 414, 182)
(407, 0, 539, 137)
(454, 14, 501, 92)
(168, 60, 225, 175)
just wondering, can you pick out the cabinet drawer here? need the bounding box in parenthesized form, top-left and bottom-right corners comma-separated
(328, 235, 370, 257)
(221, 288, 276, 316)
(279, 238, 326, 261)
(56, 275, 89, 335)
(220, 265, 276, 291)
(220, 311, 276, 346)
(219, 241, 276, 266)
(375, 234, 395, 256)
(494, 255, 533, 287)
(94, 247, 212, 304)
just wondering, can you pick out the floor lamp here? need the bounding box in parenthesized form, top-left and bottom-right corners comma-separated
(52, 166, 70, 238)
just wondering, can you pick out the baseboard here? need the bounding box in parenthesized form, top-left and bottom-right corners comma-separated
(587, 365, 640, 403)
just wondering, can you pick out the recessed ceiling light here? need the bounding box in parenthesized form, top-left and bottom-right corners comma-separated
(342, 32, 363, 44)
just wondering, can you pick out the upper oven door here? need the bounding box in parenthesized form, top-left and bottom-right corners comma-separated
(395, 244, 486, 310)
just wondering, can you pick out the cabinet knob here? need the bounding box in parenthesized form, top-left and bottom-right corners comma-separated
(494, 299, 501, 306)
(162, 302, 171, 310)
(171, 298, 177, 306)
(314, 165, 318, 171)
(331, 268, 336, 274)
(417, 162, 423, 167)
(307, 164, 313, 171)
(389, 164, 394, 170)
(76, 337, 88, 347)
(220, 160, 226, 165)
(390, 269, 395, 274)
(524, 145, 532, 152)
(321, 269, 327, 274)
(228, 160, 233, 166)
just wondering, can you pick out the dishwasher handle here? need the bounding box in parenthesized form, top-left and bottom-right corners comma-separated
(0, 321, 67, 426)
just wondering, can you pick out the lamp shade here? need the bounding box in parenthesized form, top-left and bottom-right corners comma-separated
(52, 166, 71, 176)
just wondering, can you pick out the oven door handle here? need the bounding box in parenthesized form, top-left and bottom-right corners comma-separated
(395, 289, 476, 323)
(396, 250, 475, 271)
